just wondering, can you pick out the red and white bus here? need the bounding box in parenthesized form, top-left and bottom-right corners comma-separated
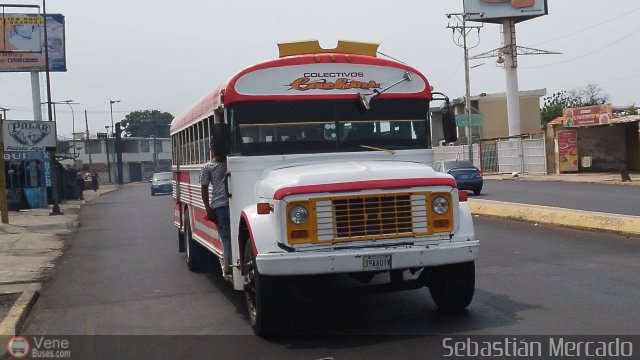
(170, 40, 478, 335)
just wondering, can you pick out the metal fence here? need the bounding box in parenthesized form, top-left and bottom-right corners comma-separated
(434, 134, 547, 174)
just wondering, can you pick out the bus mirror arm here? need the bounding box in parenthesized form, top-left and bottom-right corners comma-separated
(431, 91, 458, 143)
(358, 71, 412, 110)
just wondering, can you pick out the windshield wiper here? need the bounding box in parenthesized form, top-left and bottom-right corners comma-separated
(341, 141, 395, 154)
(358, 71, 413, 110)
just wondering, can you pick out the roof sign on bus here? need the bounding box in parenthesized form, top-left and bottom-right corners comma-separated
(234, 64, 425, 97)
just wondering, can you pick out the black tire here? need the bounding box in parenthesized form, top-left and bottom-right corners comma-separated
(473, 188, 481, 196)
(184, 212, 208, 272)
(244, 241, 287, 336)
(151, 190, 155, 196)
(428, 261, 475, 312)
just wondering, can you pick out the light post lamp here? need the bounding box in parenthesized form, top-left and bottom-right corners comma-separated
(56, 100, 79, 158)
(109, 100, 120, 137)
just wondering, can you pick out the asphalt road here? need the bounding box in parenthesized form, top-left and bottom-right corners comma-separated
(481, 179, 640, 216)
(19, 183, 640, 359)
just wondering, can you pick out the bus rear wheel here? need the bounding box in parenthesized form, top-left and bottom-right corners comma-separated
(243, 241, 287, 336)
(428, 261, 475, 312)
(184, 212, 208, 272)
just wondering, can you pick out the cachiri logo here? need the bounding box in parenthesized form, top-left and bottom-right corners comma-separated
(287, 72, 381, 92)
(8, 121, 52, 146)
(6, 336, 31, 359)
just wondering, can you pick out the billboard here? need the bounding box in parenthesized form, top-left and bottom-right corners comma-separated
(463, 0, 548, 23)
(0, 13, 66, 72)
(562, 104, 613, 128)
(2, 120, 57, 152)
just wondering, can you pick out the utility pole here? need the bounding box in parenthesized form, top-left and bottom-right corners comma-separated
(105, 126, 111, 183)
(42, 0, 62, 215)
(85, 110, 92, 169)
(447, 12, 483, 164)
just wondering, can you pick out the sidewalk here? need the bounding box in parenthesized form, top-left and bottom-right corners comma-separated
(483, 171, 640, 186)
(0, 184, 118, 341)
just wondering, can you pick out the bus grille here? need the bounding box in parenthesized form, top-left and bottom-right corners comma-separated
(315, 193, 429, 242)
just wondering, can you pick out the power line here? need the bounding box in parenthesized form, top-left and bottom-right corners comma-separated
(531, 7, 640, 47)
(522, 25, 640, 69)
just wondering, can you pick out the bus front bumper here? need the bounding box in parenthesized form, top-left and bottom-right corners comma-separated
(255, 240, 479, 276)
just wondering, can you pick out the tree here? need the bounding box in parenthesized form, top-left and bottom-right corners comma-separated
(541, 84, 609, 126)
(120, 110, 173, 137)
(627, 105, 638, 115)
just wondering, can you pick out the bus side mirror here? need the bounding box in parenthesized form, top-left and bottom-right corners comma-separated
(442, 111, 458, 143)
(212, 123, 229, 156)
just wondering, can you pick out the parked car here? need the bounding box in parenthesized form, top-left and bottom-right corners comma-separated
(150, 172, 173, 196)
(433, 160, 483, 195)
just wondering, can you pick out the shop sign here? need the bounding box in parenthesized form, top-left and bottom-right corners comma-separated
(563, 104, 613, 127)
(558, 129, 578, 172)
(2, 120, 57, 152)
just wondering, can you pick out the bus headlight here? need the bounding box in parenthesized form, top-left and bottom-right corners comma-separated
(288, 205, 308, 225)
(431, 196, 449, 215)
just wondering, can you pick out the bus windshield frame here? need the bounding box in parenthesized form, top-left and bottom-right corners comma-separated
(228, 98, 431, 156)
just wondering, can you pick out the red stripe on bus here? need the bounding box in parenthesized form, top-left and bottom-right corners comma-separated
(192, 207, 224, 251)
(273, 178, 456, 200)
(176, 171, 190, 183)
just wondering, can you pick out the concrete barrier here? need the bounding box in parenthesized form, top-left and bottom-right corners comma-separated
(468, 199, 640, 237)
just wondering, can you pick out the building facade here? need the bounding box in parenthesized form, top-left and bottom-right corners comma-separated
(58, 136, 172, 183)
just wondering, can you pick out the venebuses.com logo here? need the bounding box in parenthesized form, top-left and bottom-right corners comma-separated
(6, 336, 30, 359)
(6, 335, 72, 359)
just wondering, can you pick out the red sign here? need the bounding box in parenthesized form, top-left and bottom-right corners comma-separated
(562, 104, 612, 127)
(557, 129, 578, 172)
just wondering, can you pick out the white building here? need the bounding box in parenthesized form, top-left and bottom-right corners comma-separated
(58, 136, 172, 183)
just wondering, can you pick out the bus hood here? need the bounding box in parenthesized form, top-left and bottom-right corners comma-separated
(256, 160, 455, 200)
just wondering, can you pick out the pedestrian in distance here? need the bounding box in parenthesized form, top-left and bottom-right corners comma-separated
(90, 169, 100, 192)
(76, 172, 85, 200)
(200, 142, 231, 275)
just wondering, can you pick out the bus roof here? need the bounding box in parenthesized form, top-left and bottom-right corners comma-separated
(171, 41, 432, 134)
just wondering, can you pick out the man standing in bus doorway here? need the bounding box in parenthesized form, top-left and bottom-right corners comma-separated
(200, 142, 231, 275)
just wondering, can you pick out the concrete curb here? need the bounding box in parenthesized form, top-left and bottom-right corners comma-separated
(468, 199, 640, 237)
(0, 290, 38, 336)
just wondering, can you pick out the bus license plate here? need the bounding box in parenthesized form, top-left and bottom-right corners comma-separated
(362, 255, 392, 271)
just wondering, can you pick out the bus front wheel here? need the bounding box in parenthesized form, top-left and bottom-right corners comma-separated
(243, 241, 287, 335)
(428, 261, 475, 312)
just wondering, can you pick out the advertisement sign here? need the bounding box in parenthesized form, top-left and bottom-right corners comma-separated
(2, 120, 57, 152)
(0, 13, 66, 72)
(557, 129, 578, 172)
(562, 104, 613, 127)
(463, 0, 548, 23)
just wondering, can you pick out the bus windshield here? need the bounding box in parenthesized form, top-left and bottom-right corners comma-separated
(228, 99, 430, 156)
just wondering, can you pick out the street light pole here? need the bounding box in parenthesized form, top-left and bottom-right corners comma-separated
(56, 100, 79, 158)
(109, 100, 120, 137)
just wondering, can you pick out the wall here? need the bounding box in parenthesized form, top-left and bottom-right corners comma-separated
(477, 95, 543, 139)
(577, 126, 626, 171)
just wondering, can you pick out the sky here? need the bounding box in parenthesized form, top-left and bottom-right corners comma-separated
(1, 0, 639, 139)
